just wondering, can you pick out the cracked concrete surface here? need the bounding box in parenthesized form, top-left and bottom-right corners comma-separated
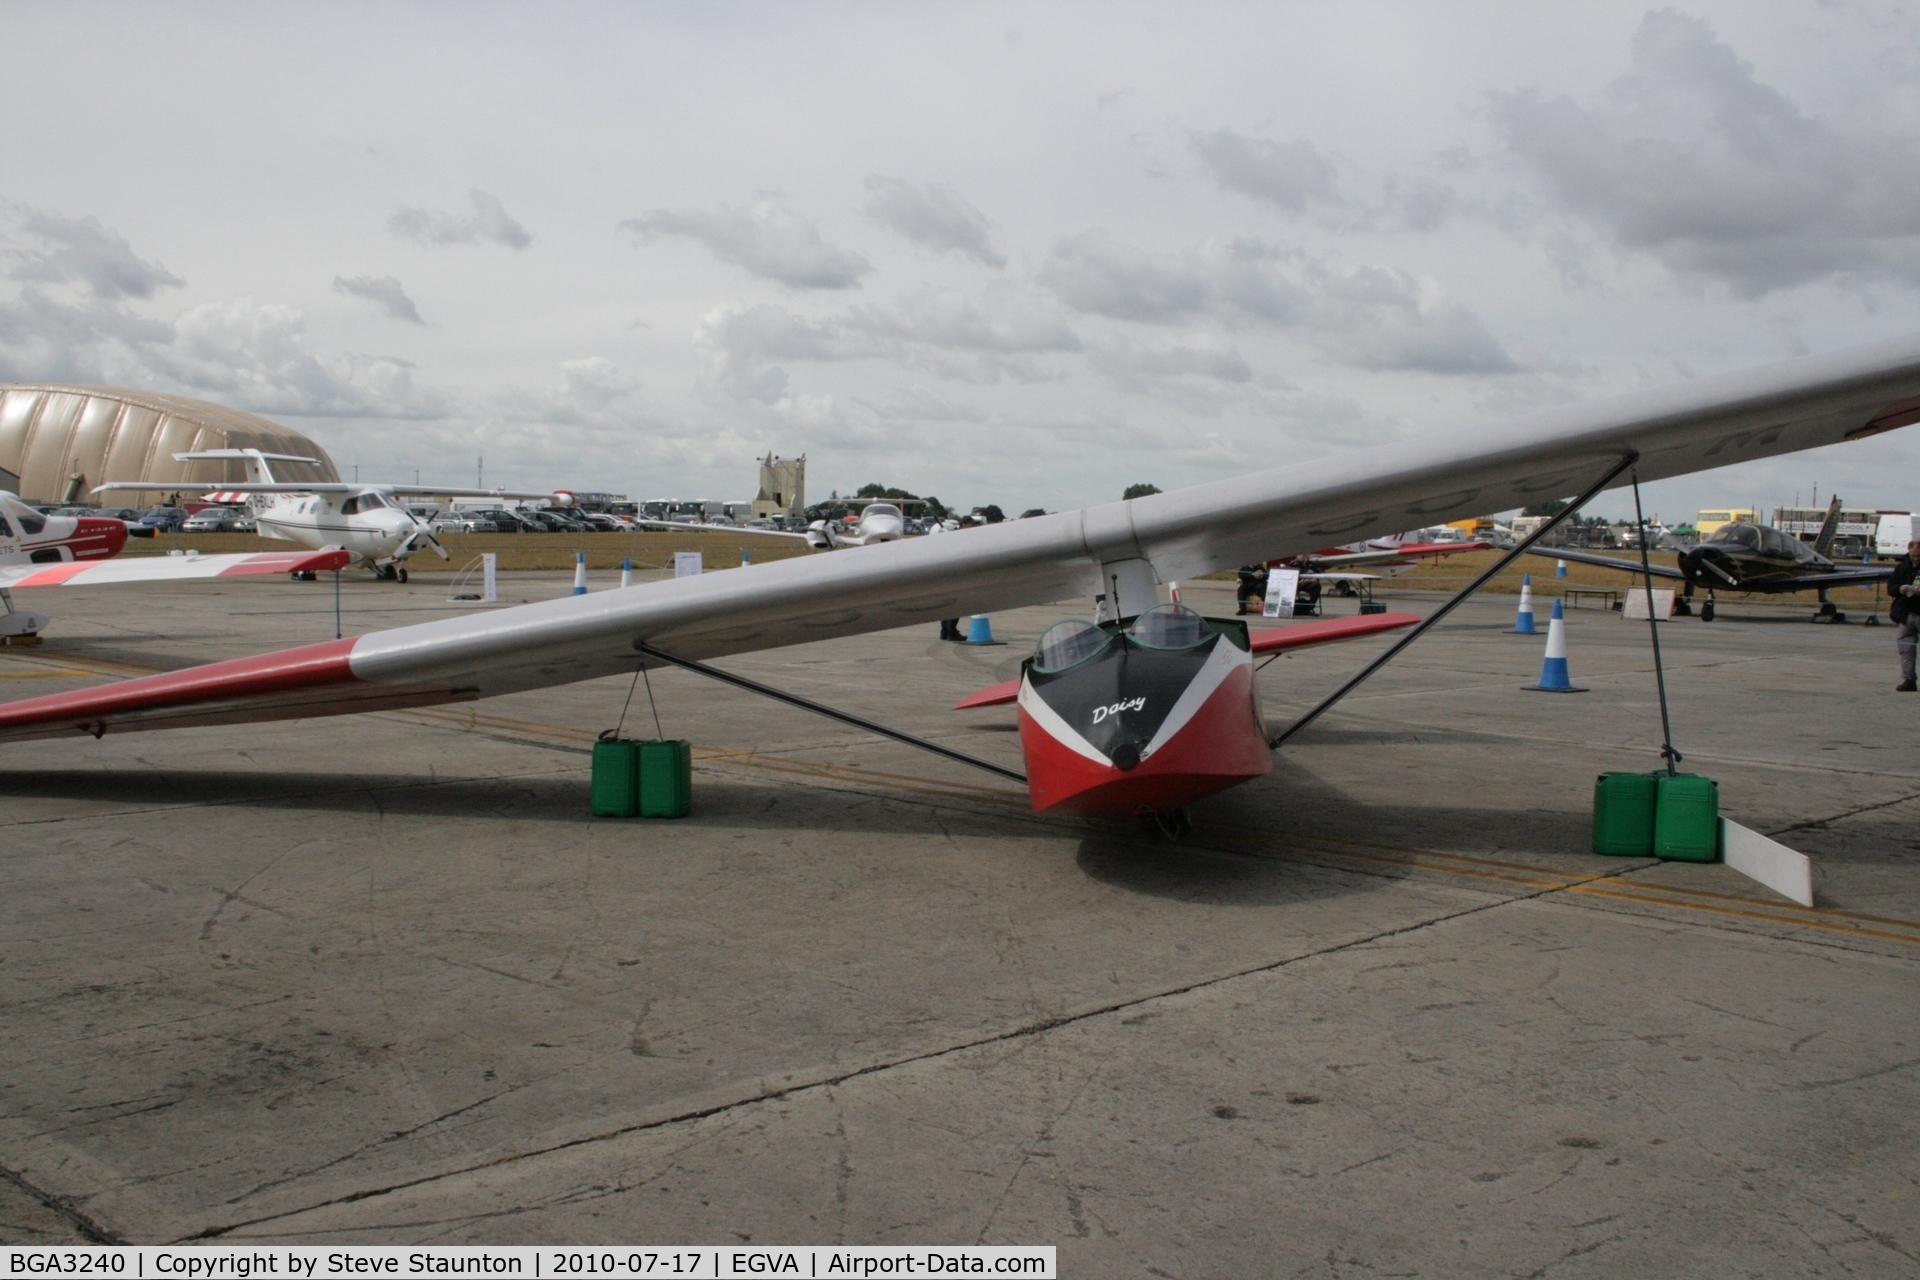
(1, 571, 1916, 1274)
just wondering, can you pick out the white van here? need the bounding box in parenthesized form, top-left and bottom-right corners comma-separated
(1875, 513, 1914, 558)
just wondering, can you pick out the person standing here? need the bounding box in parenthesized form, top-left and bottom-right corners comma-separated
(1893, 539, 1920, 691)
(1235, 563, 1268, 615)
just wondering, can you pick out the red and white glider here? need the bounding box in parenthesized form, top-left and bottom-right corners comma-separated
(5, 335, 1920, 819)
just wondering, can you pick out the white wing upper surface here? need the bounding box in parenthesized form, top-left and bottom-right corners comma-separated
(6, 334, 1920, 743)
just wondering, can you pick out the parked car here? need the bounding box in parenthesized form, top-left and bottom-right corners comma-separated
(139, 506, 188, 532)
(181, 506, 245, 533)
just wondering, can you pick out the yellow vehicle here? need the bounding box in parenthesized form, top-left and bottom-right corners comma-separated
(1695, 508, 1756, 537)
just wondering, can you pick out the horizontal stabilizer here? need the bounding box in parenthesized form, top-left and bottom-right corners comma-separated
(1247, 611, 1420, 653)
(953, 678, 1021, 709)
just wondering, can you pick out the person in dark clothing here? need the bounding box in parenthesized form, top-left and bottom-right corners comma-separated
(1235, 563, 1269, 615)
(939, 617, 963, 641)
(1891, 539, 1920, 690)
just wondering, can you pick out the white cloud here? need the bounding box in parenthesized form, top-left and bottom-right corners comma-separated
(863, 176, 1005, 266)
(1492, 10, 1920, 295)
(333, 275, 424, 324)
(389, 190, 533, 250)
(622, 202, 873, 290)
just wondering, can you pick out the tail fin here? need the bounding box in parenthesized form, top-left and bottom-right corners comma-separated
(172, 449, 317, 487)
(1813, 495, 1843, 556)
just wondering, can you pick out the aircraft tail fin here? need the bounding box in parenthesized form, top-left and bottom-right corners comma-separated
(1813, 495, 1844, 556)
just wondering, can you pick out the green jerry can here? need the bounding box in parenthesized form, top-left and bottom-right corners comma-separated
(638, 739, 693, 819)
(1654, 773, 1720, 862)
(1592, 771, 1659, 856)
(591, 738, 641, 817)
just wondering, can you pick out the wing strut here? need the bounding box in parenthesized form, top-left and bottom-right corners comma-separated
(1269, 454, 1638, 748)
(631, 641, 1028, 785)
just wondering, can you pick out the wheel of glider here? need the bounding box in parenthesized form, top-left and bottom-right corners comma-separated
(398, 567, 409, 584)
(1701, 602, 1715, 621)
(1867, 615, 1881, 627)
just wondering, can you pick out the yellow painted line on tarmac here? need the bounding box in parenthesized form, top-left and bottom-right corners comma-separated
(0, 667, 99, 679)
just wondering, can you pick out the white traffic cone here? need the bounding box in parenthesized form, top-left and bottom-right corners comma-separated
(1169, 582, 1181, 603)
(572, 551, 588, 596)
(619, 557, 633, 590)
(1528, 598, 1587, 692)
(1513, 574, 1537, 634)
(1556, 558, 1569, 578)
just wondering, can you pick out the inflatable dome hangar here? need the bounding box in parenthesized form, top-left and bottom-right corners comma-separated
(0, 384, 339, 504)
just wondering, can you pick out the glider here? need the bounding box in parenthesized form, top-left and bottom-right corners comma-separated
(6, 335, 1920, 820)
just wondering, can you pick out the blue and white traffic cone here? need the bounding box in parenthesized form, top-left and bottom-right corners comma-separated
(742, 546, 751, 567)
(1513, 574, 1537, 634)
(1528, 598, 1587, 692)
(965, 615, 999, 644)
(572, 551, 588, 595)
(1556, 558, 1569, 578)
(619, 557, 633, 590)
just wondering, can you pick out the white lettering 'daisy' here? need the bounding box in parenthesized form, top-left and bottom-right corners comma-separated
(1090, 697, 1147, 725)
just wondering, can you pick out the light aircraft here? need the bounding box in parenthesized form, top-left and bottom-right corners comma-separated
(96, 450, 553, 581)
(0, 490, 348, 639)
(1529, 496, 1895, 621)
(1284, 533, 1491, 574)
(632, 498, 907, 550)
(6, 336, 1920, 823)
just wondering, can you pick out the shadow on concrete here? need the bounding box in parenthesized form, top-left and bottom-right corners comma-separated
(0, 769, 1043, 837)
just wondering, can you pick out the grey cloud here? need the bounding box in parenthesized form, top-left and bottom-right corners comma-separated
(696, 286, 1078, 400)
(1040, 231, 1513, 374)
(1036, 231, 1221, 322)
(389, 190, 533, 250)
(846, 284, 1078, 353)
(6, 208, 184, 300)
(623, 203, 872, 290)
(863, 177, 1005, 267)
(495, 358, 648, 430)
(144, 297, 452, 419)
(1307, 266, 1515, 374)
(1491, 10, 1920, 294)
(333, 275, 424, 324)
(1091, 333, 1253, 385)
(1189, 129, 1339, 213)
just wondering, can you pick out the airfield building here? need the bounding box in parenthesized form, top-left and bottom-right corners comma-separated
(0, 384, 339, 504)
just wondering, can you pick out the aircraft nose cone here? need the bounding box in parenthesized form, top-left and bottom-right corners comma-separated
(78, 517, 127, 557)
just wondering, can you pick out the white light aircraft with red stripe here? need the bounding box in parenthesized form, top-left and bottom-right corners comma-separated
(96, 449, 553, 582)
(7, 336, 1920, 822)
(0, 490, 349, 639)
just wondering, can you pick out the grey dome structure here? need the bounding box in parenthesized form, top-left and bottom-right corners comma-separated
(0, 384, 339, 503)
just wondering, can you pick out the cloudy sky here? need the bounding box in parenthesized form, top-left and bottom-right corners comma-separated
(5, 1, 1920, 522)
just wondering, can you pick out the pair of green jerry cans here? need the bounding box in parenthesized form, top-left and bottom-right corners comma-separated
(591, 738, 693, 818)
(1592, 771, 1718, 861)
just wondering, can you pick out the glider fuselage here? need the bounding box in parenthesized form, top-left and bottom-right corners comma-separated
(1015, 607, 1272, 816)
